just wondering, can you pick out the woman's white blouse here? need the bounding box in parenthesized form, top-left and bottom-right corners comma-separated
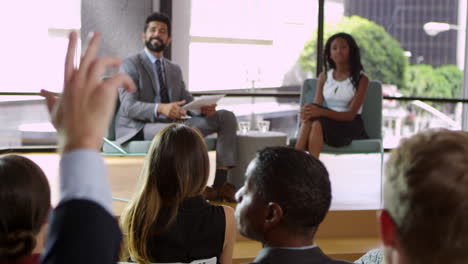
(322, 69, 364, 114)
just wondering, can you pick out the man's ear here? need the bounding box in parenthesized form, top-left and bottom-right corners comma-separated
(379, 209, 399, 247)
(141, 32, 146, 42)
(264, 202, 283, 229)
(166, 37, 172, 46)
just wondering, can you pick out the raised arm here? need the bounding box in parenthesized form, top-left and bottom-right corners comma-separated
(40, 31, 135, 264)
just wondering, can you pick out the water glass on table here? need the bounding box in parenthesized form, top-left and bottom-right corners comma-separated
(257, 120, 270, 133)
(238, 121, 250, 134)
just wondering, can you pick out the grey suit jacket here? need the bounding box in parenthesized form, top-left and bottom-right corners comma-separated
(249, 246, 352, 264)
(115, 50, 194, 144)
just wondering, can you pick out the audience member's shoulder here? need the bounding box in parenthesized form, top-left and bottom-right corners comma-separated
(221, 205, 235, 215)
(221, 205, 235, 227)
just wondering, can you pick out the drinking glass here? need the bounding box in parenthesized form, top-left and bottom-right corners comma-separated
(257, 120, 270, 133)
(238, 121, 250, 134)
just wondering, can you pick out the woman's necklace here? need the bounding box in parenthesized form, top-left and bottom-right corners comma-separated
(332, 70, 350, 94)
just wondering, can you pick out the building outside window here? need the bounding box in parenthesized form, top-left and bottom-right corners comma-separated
(1, 0, 467, 150)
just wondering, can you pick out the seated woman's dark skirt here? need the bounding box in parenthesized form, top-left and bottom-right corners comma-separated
(310, 114, 368, 147)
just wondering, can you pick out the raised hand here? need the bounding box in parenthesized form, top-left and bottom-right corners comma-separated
(41, 31, 135, 152)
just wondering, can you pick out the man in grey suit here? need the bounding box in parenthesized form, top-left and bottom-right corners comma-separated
(116, 12, 238, 202)
(235, 146, 351, 264)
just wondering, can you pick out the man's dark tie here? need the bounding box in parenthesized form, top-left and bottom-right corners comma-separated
(155, 60, 169, 103)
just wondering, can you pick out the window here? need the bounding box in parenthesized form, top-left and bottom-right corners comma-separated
(0, 0, 80, 148)
(0, 0, 80, 94)
(188, 0, 318, 91)
(339, 0, 465, 147)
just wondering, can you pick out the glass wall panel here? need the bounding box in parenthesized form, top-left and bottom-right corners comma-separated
(0, 0, 80, 94)
(318, 0, 466, 148)
(0, 95, 55, 148)
(383, 99, 461, 148)
(189, 0, 318, 90)
(188, 0, 321, 144)
(184, 0, 466, 208)
(0, 0, 80, 148)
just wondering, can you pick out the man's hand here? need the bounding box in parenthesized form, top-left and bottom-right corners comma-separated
(300, 104, 322, 120)
(201, 104, 216, 117)
(40, 31, 135, 152)
(157, 100, 187, 120)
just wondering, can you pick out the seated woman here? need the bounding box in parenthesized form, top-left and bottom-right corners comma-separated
(120, 124, 236, 264)
(295, 32, 369, 157)
(0, 155, 51, 264)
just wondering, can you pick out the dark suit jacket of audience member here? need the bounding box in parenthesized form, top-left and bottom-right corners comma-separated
(249, 246, 352, 264)
(41, 200, 122, 264)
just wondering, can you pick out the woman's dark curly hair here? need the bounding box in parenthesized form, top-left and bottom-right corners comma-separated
(323, 32, 364, 89)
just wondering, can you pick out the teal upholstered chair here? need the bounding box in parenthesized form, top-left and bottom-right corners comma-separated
(291, 78, 383, 174)
(102, 98, 217, 156)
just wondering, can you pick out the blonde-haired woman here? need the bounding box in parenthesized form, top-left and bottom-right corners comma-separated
(120, 124, 236, 264)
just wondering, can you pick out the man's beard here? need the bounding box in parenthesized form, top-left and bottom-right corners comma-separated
(145, 37, 166, 53)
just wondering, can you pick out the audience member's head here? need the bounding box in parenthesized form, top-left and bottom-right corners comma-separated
(323, 32, 363, 88)
(0, 155, 51, 261)
(121, 123, 209, 263)
(381, 129, 468, 264)
(235, 146, 331, 246)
